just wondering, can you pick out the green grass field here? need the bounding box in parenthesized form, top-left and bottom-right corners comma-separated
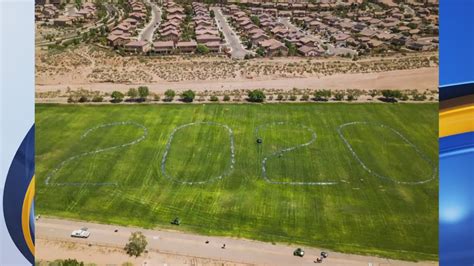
(36, 103, 438, 261)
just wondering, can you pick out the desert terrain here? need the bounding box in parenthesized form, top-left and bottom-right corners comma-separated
(36, 45, 438, 95)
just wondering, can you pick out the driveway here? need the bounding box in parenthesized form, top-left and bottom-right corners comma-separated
(211, 7, 248, 59)
(138, 0, 162, 42)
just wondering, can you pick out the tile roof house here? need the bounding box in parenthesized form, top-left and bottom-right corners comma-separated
(176, 40, 197, 53)
(107, 34, 131, 47)
(153, 41, 175, 54)
(196, 34, 221, 44)
(124, 40, 152, 53)
(298, 45, 324, 56)
(259, 38, 288, 57)
(160, 30, 180, 43)
(250, 32, 269, 45)
(204, 41, 221, 53)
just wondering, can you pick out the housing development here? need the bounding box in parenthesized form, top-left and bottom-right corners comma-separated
(36, 0, 438, 58)
(35, 0, 439, 265)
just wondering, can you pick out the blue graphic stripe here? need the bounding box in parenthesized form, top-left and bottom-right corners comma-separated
(2, 125, 35, 264)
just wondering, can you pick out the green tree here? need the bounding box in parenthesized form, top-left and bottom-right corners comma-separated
(314, 89, 332, 101)
(58, 259, 84, 266)
(124, 231, 148, 257)
(92, 95, 104, 102)
(164, 89, 176, 102)
(111, 91, 124, 103)
(381, 90, 402, 102)
(247, 89, 266, 102)
(333, 91, 345, 101)
(223, 95, 230, 101)
(368, 89, 379, 99)
(75, 0, 82, 10)
(196, 44, 210, 54)
(181, 90, 196, 102)
(127, 88, 138, 100)
(250, 15, 260, 26)
(285, 41, 297, 56)
(138, 86, 149, 100)
(256, 47, 266, 57)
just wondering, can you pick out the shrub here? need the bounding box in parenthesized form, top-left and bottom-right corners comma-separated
(181, 90, 196, 103)
(301, 94, 309, 101)
(67, 96, 77, 103)
(289, 95, 297, 101)
(314, 89, 331, 101)
(346, 90, 360, 101)
(92, 96, 103, 102)
(124, 232, 147, 257)
(333, 91, 345, 101)
(138, 86, 149, 100)
(368, 89, 379, 99)
(111, 91, 124, 103)
(223, 95, 230, 101)
(127, 88, 138, 100)
(381, 90, 402, 102)
(164, 89, 175, 102)
(210, 95, 219, 102)
(400, 94, 409, 101)
(247, 90, 265, 102)
(196, 44, 210, 54)
(153, 93, 160, 101)
(276, 94, 284, 101)
(413, 93, 427, 101)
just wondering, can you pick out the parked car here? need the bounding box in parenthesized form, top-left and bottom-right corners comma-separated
(293, 248, 304, 257)
(71, 227, 90, 238)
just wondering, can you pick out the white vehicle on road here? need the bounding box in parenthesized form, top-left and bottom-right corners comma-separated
(71, 227, 90, 238)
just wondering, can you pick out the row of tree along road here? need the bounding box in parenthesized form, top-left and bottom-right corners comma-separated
(65, 88, 435, 104)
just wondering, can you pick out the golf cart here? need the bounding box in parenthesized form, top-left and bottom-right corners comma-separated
(171, 217, 181, 225)
(293, 248, 305, 257)
(256, 138, 263, 144)
(321, 251, 328, 258)
(71, 227, 90, 238)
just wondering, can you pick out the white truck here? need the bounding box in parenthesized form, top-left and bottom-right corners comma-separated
(70, 227, 90, 238)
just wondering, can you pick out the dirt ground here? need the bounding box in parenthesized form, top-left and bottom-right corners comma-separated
(36, 217, 438, 266)
(36, 239, 250, 266)
(36, 67, 438, 95)
(35, 45, 438, 95)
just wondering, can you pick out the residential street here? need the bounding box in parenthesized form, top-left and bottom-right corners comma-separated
(138, 0, 161, 42)
(36, 217, 437, 266)
(212, 7, 248, 59)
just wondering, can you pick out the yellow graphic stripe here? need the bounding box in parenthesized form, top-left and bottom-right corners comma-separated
(22, 176, 35, 256)
(440, 105, 474, 138)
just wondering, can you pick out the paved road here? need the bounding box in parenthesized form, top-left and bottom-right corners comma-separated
(139, 0, 162, 42)
(278, 17, 300, 32)
(36, 217, 436, 266)
(212, 7, 248, 59)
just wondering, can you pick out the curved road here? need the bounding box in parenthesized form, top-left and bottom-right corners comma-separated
(138, 0, 162, 42)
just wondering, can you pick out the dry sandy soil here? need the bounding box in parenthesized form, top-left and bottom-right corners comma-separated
(36, 45, 438, 94)
(36, 239, 250, 266)
(36, 217, 438, 266)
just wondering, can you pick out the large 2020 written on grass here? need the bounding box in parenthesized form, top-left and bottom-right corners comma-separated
(36, 103, 438, 261)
